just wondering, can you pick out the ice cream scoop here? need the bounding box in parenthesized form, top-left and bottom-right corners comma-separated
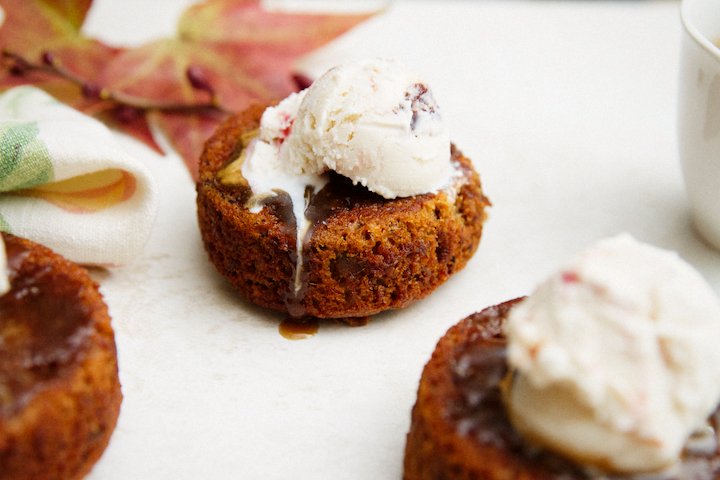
(243, 58, 455, 201)
(503, 234, 720, 474)
(285, 57, 452, 198)
(239, 58, 457, 297)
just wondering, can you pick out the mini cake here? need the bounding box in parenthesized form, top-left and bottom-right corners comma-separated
(0, 232, 122, 480)
(405, 235, 720, 479)
(196, 59, 490, 321)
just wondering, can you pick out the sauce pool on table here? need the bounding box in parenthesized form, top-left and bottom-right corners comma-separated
(278, 317, 320, 340)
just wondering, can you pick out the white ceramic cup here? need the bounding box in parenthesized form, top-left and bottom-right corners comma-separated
(679, 0, 720, 249)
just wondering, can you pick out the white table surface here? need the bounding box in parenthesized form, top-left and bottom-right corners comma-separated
(78, 1, 719, 479)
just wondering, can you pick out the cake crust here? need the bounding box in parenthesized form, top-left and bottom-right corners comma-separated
(196, 103, 490, 320)
(0, 233, 122, 480)
(403, 299, 720, 480)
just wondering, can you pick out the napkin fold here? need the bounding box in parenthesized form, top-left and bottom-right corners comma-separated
(0, 86, 159, 266)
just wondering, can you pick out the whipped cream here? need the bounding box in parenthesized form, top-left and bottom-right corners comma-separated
(503, 234, 720, 474)
(237, 58, 457, 302)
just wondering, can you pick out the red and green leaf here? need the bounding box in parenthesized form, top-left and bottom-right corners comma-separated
(0, 0, 374, 179)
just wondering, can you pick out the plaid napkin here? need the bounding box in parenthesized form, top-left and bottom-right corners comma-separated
(0, 86, 158, 266)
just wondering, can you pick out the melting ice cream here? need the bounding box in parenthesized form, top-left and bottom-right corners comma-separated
(239, 58, 456, 296)
(285, 57, 452, 198)
(503, 234, 720, 474)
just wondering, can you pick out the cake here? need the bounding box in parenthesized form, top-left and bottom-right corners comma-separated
(405, 235, 720, 479)
(0, 232, 122, 480)
(404, 299, 720, 480)
(196, 59, 490, 321)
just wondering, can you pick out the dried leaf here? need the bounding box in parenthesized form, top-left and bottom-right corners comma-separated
(36, 0, 93, 31)
(0, 0, 164, 151)
(149, 109, 228, 180)
(0, 0, 122, 86)
(97, 0, 373, 177)
(178, 0, 374, 58)
(0, 0, 375, 179)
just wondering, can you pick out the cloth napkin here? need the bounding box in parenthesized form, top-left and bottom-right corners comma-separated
(0, 86, 158, 266)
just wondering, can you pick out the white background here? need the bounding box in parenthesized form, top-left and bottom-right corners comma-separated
(76, 1, 719, 479)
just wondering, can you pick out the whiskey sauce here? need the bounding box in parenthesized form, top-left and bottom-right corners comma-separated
(278, 316, 319, 340)
(0, 239, 94, 417)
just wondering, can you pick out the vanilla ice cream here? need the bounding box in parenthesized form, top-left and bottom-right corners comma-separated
(285, 58, 452, 198)
(241, 57, 454, 202)
(237, 58, 457, 296)
(503, 234, 720, 474)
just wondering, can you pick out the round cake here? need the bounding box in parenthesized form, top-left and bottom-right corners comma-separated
(0, 233, 122, 480)
(196, 103, 490, 321)
(403, 299, 720, 480)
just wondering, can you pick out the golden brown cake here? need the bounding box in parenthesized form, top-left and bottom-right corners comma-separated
(196, 103, 490, 321)
(0, 233, 122, 480)
(404, 299, 720, 480)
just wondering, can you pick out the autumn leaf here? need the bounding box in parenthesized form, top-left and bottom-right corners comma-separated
(97, 0, 375, 179)
(0, 0, 375, 180)
(36, 0, 93, 31)
(0, 0, 121, 103)
(0, 0, 162, 152)
(1, 0, 92, 49)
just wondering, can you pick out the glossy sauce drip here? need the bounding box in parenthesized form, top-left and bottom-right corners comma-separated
(221, 141, 466, 319)
(216, 177, 304, 315)
(304, 171, 383, 225)
(451, 303, 720, 480)
(278, 316, 320, 340)
(296, 172, 387, 316)
(218, 181, 297, 238)
(256, 189, 308, 318)
(225, 170, 385, 318)
(0, 241, 94, 417)
(282, 186, 314, 318)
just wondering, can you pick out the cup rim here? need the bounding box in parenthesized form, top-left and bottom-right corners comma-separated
(681, 0, 720, 61)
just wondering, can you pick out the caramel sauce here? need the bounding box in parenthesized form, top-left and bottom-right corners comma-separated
(217, 161, 384, 320)
(0, 240, 94, 417)
(215, 136, 467, 325)
(305, 172, 382, 222)
(451, 301, 720, 479)
(278, 316, 319, 340)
